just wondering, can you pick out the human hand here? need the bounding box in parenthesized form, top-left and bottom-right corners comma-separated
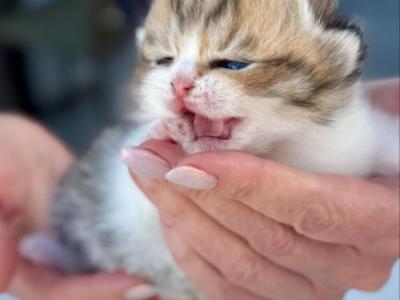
(0, 115, 156, 300)
(123, 79, 399, 300)
(0, 114, 74, 292)
(127, 141, 398, 300)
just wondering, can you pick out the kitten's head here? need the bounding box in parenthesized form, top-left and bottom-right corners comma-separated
(135, 0, 365, 155)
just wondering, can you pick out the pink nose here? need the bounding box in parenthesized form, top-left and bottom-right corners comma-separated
(171, 78, 194, 101)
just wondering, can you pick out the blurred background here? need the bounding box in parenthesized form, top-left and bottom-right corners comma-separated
(0, 1, 399, 300)
(0, 0, 399, 155)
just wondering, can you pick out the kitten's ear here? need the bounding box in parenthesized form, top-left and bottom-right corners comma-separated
(308, 0, 365, 78)
(308, 0, 338, 21)
(319, 27, 365, 79)
(136, 27, 145, 47)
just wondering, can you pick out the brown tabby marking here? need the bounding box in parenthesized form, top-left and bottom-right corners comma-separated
(140, 0, 365, 124)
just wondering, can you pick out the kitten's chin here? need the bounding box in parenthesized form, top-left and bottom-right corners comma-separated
(183, 133, 257, 155)
(184, 137, 231, 154)
(184, 136, 268, 157)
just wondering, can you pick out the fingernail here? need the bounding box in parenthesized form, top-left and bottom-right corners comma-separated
(165, 166, 217, 190)
(124, 284, 158, 300)
(121, 147, 171, 180)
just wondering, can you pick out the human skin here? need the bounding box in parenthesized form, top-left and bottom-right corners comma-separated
(126, 79, 400, 300)
(0, 79, 397, 299)
(0, 115, 155, 300)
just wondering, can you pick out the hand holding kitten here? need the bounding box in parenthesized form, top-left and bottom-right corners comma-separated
(126, 79, 399, 300)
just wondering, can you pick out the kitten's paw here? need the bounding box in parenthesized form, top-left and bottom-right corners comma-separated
(148, 118, 195, 146)
(20, 233, 78, 272)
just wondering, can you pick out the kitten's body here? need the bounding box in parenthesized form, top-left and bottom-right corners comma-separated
(22, 1, 399, 300)
(50, 122, 198, 299)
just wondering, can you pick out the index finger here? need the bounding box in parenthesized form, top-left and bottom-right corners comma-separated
(170, 151, 399, 250)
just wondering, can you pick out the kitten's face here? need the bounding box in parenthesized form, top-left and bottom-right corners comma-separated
(135, 0, 364, 155)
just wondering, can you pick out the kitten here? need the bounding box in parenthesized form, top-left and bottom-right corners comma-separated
(21, 0, 399, 299)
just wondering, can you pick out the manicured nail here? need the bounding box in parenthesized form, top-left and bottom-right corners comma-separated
(121, 148, 171, 180)
(124, 284, 158, 300)
(165, 166, 217, 190)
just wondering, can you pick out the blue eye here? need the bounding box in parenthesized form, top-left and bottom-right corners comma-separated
(156, 57, 174, 66)
(211, 60, 250, 70)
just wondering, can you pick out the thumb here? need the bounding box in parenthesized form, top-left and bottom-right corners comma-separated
(0, 222, 18, 292)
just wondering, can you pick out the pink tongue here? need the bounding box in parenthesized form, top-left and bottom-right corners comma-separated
(194, 115, 232, 139)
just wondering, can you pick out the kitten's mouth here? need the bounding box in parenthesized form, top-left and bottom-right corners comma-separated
(187, 113, 241, 141)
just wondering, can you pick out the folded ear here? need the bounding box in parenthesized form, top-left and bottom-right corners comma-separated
(305, 0, 365, 79)
(308, 0, 339, 21)
(319, 29, 365, 80)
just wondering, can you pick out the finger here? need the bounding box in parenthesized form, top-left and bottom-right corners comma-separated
(0, 222, 18, 291)
(162, 224, 264, 300)
(122, 140, 185, 180)
(142, 181, 318, 300)
(140, 139, 186, 167)
(10, 261, 148, 300)
(168, 152, 399, 250)
(186, 190, 374, 292)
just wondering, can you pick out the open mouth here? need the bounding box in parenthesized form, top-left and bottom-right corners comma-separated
(186, 113, 242, 141)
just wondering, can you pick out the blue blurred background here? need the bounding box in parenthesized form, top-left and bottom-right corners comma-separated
(0, 0, 398, 156)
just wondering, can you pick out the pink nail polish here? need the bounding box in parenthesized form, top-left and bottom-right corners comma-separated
(165, 166, 217, 190)
(121, 148, 171, 180)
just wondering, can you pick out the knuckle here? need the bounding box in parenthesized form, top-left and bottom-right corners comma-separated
(296, 183, 337, 236)
(297, 203, 333, 235)
(249, 225, 294, 256)
(225, 254, 262, 284)
(232, 179, 258, 203)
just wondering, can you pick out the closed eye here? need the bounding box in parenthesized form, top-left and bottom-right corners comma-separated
(156, 57, 174, 66)
(210, 60, 250, 70)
